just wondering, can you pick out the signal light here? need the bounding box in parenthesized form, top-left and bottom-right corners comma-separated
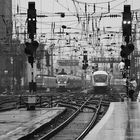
(24, 41, 39, 56)
(122, 5, 131, 37)
(83, 50, 88, 62)
(120, 44, 134, 58)
(61, 13, 65, 18)
(27, 2, 36, 39)
(24, 41, 39, 67)
(123, 21, 131, 24)
(127, 21, 131, 24)
(62, 25, 67, 29)
(120, 45, 127, 58)
(82, 63, 88, 70)
(82, 50, 88, 70)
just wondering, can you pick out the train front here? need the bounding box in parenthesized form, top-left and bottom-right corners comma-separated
(35, 75, 45, 90)
(56, 75, 68, 91)
(92, 71, 109, 93)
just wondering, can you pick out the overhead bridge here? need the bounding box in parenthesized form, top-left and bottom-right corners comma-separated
(90, 57, 121, 63)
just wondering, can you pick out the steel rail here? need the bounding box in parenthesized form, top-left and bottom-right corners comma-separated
(38, 95, 93, 140)
(76, 97, 103, 140)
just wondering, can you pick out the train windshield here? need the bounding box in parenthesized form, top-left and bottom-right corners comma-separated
(36, 75, 49, 82)
(36, 75, 43, 82)
(94, 74, 107, 82)
(56, 75, 68, 82)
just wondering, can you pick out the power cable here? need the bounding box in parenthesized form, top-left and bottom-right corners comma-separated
(54, 0, 74, 15)
(73, 0, 120, 5)
(110, 0, 127, 11)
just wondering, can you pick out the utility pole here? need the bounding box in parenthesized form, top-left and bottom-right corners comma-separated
(50, 22, 55, 76)
(27, 2, 37, 93)
(50, 45, 54, 76)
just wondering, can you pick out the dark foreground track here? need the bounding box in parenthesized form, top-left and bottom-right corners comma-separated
(18, 87, 121, 140)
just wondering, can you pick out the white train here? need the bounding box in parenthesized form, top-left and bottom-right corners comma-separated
(35, 74, 57, 90)
(91, 70, 110, 93)
(56, 74, 83, 91)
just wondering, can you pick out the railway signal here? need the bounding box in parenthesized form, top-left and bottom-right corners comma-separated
(27, 2, 36, 40)
(82, 50, 88, 70)
(122, 5, 132, 43)
(24, 41, 39, 66)
(24, 42, 33, 56)
(24, 40, 39, 111)
(60, 12, 65, 18)
(82, 63, 88, 70)
(26, 2, 39, 110)
(120, 43, 134, 71)
(120, 44, 134, 58)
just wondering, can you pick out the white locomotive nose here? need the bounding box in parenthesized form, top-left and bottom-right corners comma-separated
(92, 70, 109, 94)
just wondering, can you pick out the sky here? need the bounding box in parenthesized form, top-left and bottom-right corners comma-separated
(12, 0, 140, 30)
(12, 0, 140, 13)
(11, 0, 140, 74)
(12, 0, 140, 45)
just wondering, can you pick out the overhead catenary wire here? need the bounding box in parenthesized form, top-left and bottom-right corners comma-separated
(72, 0, 121, 5)
(12, 0, 139, 41)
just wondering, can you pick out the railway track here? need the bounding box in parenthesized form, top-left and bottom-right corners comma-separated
(18, 91, 111, 140)
(40, 95, 95, 140)
(49, 96, 103, 140)
(0, 95, 19, 111)
(0, 88, 121, 140)
(0, 90, 83, 111)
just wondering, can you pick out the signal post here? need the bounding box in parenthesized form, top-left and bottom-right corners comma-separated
(82, 50, 88, 89)
(24, 2, 39, 110)
(120, 5, 134, 96)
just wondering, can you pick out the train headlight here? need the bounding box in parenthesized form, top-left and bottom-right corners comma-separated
(64, 81, 67, 84)
(58, 81, 60, 84)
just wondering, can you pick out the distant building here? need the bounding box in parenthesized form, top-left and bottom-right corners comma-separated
(0, 1, 26, 92)
(0, 0, 12, 41)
